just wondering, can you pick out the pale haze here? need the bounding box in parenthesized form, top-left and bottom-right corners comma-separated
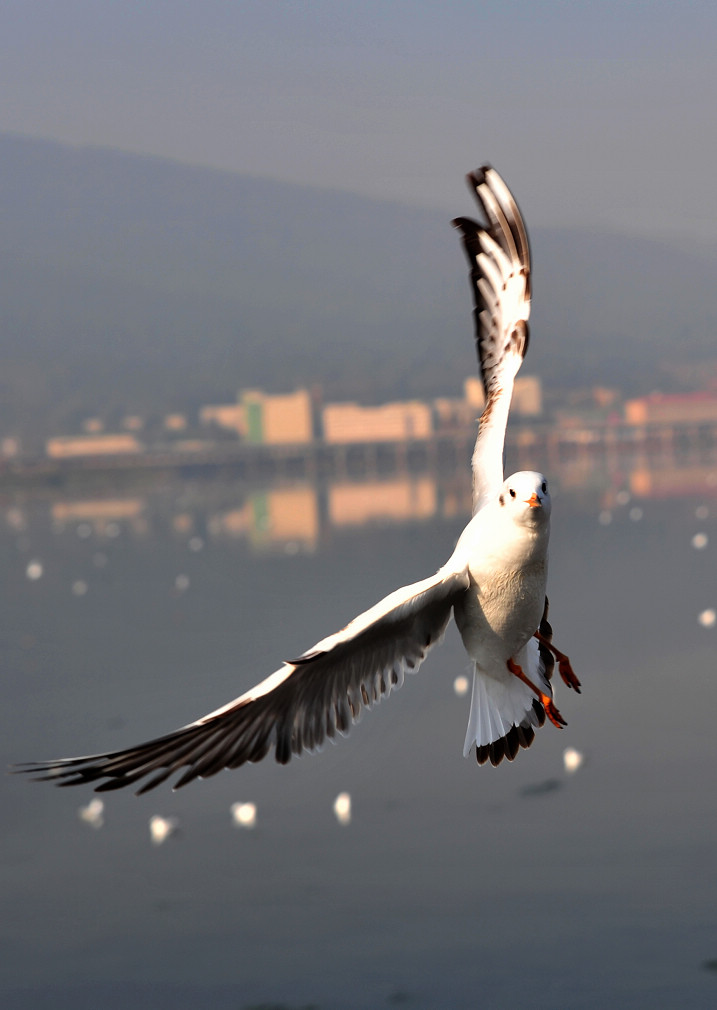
(2, 0, 717, 245)
(4, 6, 717, 1007)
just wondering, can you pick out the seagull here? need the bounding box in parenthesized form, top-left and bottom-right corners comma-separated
(14, 166, 580, 794)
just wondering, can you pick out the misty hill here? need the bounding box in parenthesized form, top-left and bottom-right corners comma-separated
(1, 133, 716, 441)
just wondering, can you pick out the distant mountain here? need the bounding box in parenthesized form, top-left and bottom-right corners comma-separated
(1, 133, 715, 441)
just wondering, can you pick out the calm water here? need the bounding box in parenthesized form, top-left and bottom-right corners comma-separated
(2, 462, 717, 1009)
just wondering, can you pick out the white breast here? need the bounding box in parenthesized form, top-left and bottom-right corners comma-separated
(450, 497, 549, 669)
(454, 561, 547, 665)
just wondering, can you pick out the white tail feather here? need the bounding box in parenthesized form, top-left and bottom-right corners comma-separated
(462, 639, 549, 757)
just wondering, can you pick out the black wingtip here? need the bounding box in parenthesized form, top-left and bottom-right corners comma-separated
(473, 720, 539, 768)
(466, 164, 491, 192)
(450, 215, 479, 236)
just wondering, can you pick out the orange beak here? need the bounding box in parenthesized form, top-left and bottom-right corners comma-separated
(525, 492, 542, 508)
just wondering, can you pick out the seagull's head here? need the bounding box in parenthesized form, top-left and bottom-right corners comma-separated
(498, 471, 552, 528)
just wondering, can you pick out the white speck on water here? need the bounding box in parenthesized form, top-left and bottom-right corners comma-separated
(333, 792, 352, 826)
(453, 675, 470, 697)
(26, 560, 43, 580)
(698, 608, 716, 628)
(72, 580, 88, 596)
(149, 815, 179, 846)
(629, 507, 643, 522)
(563, 747, 584, 774)
(692, 532, 709, 550)
(598, 510, 613, 526)
(78, 798, 104, 829)
(174, 574, 190, 592)
(231, 802, 257, 829)
(188, 536, 204, 552)
(695, 505, 709, 520)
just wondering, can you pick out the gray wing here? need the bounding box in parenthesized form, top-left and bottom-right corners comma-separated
(453, 166, 531, 512)
(14, 568, 469, 794)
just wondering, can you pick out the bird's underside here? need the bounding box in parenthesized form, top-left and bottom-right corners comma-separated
(472, 596, 580, 767)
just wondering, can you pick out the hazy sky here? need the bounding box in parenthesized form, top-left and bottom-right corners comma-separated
(2, 1, 717, 245)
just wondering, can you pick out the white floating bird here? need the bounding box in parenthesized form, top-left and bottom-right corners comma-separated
(25, 560, 43, 581)
(148, 814, 179, 846)
(230, 801, 257, 829)
(14, 166, 579, 793)
(333, 792, 352, 826)
(562, 747, 585, 774)
(77, 797, 105, 829)
(453, 675, 470, 697)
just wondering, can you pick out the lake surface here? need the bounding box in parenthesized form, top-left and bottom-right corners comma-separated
(2, 457, 717, 1009)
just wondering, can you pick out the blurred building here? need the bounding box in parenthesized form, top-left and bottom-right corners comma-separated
(625, 392, 717, 426)
(464, 375, 542, 416)
(322, 401, 432, 443)
(242, 389, 313, 445)
(432, 397, 475, 431)
(630, 463, 717, 499)
(199, 403, 246, 436)
(164, 413, 187, 432)
(51, 499, 145, 522)
(46, 434, 143, 458)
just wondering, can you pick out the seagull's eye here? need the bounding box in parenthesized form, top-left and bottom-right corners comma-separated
(509, 488, 516, 499)
(541, 481, 547, 494)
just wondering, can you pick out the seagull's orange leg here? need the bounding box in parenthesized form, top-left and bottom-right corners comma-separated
(506, 658, 567, 729)
(533, 631, 581, 693)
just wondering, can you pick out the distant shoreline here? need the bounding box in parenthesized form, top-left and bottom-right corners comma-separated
(2, 416, 715, 498)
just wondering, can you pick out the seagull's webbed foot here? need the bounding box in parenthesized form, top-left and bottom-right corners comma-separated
(533, 631, 581, 693)
(541, 697, 568, 729)
(506, 658, 567, 729)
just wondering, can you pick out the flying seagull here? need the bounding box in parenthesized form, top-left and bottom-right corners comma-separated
(14, 166, 580, 794)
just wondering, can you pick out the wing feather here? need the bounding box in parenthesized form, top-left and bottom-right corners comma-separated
(14, 568, 469, 793)
(452, 166, 532, 512)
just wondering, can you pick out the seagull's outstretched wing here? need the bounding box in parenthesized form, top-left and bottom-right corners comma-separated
(14, 567, 470, 793)
(453, 166, 531, 513)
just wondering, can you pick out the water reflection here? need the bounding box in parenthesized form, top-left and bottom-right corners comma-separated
(5, 441, 717, 556)
(3, 451, 717, 1009)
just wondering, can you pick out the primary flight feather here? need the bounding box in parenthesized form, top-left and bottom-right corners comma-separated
(14, 166, 580, 793)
